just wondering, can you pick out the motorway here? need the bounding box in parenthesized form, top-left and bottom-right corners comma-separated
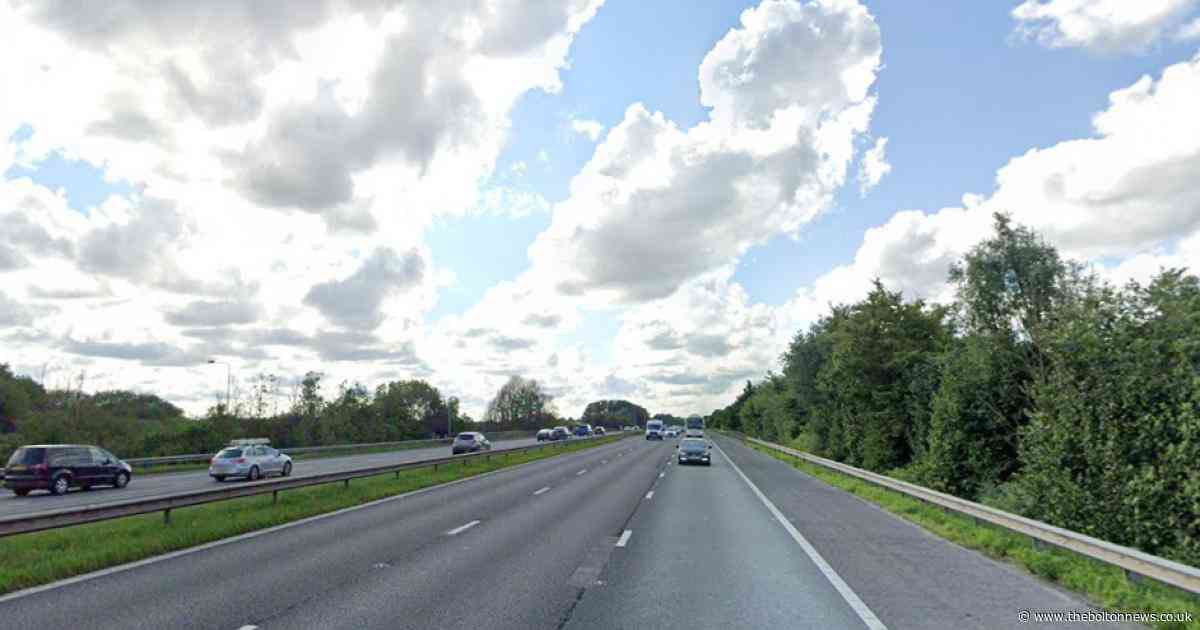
(0, 434, 1141, 629)
(0, 436, 540, 519)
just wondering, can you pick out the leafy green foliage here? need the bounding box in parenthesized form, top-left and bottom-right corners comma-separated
(0, 368, 473, 462)
(482, 375, 557, 430)
(811, 281, 951, 470)
(582, 399, 649, 428)
(1015, 270, 1200, 566)
(710, 213, 1200, 566)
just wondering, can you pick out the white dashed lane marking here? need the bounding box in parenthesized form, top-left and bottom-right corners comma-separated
(445, 520, 481, 536)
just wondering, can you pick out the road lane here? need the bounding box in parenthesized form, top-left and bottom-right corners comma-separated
(0, 436, 671, 630)
(564, 439, 871, 630)
(0, 436, 548, 519)
(701, 434, 1143, 630)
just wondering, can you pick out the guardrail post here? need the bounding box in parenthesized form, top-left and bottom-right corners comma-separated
(343, 479, 349, 489)
(433, 463, 439, 472)
(163, 508, 171, 525)
(272, 491, 279, 505)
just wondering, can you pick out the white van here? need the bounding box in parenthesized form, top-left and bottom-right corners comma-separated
(645, 420, 665, 441)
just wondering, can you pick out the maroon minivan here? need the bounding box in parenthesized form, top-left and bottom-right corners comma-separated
(3, 444, 133, 496)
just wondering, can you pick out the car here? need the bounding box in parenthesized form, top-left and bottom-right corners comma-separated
(573, 424, 593, 437)
(551, 426, 570, 440)
(452, 432, 492, 454)
(594, 426, 606, 436)
(664, 427, 678, 438)
(536, 429, 553, 442)
(645, 420, 664, 440)
(209, 439, 293, 482)
(3, 444, 133, 496)
(676, 438, 712, 466)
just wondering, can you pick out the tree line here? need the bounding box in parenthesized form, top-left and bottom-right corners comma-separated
(708, 213, 1200, 567)
(0, 369, 476, 461)
(1, 363, 654, 465)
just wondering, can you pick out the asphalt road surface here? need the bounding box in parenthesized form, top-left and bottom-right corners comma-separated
(0, 435, 543, 519)
(0, 434, 1142, 629)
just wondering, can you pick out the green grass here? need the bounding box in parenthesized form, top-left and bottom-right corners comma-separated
(744, 440, 1200, 630)
(0, 434, 625, 595)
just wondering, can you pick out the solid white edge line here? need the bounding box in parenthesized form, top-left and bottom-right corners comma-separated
(644, 491, 654, 500)
(236, 626, 258, 630)
(576, 469, 587, 476)
(534, 486, 550, 496)
(445, 519, 481, 536)
(0, 437, 633, 605)
(615, 529, 632, 547)
(714, 441, 888, 630)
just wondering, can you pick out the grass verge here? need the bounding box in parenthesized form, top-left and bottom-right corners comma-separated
(745, 440, 1200, 630)
(0, 434, 625, 595)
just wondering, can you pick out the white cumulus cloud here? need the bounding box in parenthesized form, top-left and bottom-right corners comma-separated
(779, 50, 1200, 332)
(529, 0, 882, 304)
(1012, 0, 1200, 52)
(858, 136, 890, 195)
(570, 117, 605, 141)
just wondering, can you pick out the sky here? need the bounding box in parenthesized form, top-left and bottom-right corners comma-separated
(2, 0, 1200, 420)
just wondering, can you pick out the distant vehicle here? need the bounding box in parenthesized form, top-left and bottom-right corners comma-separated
(209, 440, 293, 482)
(677, 438, 712, 466)
(452, 432, 492, 454)
(594, 426, 606, 436)
(551, 426, 570, 440)
(646, 420, 664, 440)
(573, 424, 593, 437)
(536, 429, 553, 442)
(4, 444, 133, 496)
(686, 416, 705, 437)
(664, 427, 679, 438)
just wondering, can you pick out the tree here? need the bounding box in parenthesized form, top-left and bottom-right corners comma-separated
(1012, 269, 1200, 565)
(582, 400, 650, 428)
(483, 376, 555, 429)
(780, 309, 842, 444)
(0, 364, 34, 433)
(948, 212, 1069, 347)
(812, 280, 951, 470)
(373, 380, 447, 438)
(921, 213, 1078, 497)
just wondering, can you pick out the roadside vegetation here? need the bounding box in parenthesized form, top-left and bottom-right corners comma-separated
(0, 363, 587, 465)
(747, 441, 1200, 630)
(0, 433, 625, 595)
(708, 213, 1200, 570)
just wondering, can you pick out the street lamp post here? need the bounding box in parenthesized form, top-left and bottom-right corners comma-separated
(207, 359, 231, 412)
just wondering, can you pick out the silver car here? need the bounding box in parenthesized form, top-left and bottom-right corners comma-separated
(209, 444, 293, 482)
(451, 432, 492, 455)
